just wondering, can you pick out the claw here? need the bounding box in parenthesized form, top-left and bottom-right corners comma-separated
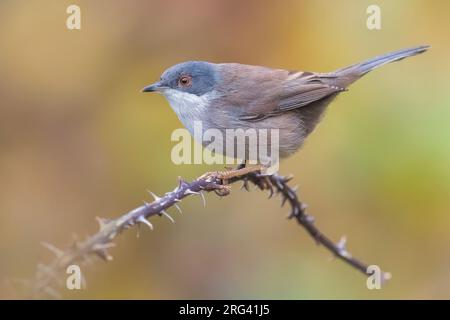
(214, 185, 231, 196)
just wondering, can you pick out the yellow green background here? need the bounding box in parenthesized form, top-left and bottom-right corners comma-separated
(1, 0, 449, 299)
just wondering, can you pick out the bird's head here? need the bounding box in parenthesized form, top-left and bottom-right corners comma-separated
(142, 61, 219, 97)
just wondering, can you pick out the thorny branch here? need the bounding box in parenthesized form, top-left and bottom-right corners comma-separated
(27, 170, 390, 298)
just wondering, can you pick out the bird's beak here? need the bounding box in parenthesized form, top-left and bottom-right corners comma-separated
(142, 81, 166, 93)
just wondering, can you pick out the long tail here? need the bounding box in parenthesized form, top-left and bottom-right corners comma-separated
(333, 45, 430, 85)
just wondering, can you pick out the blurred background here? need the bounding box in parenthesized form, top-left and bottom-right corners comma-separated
(1, 0, 449, 299)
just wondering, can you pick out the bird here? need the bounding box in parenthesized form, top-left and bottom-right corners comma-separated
(142, 45, 429, 169)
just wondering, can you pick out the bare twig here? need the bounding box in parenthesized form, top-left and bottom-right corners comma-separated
(28, 170, 389, 298)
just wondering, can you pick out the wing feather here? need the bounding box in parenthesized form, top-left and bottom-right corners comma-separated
(216, 64, 346, 122)
(276, 73, 346, 112)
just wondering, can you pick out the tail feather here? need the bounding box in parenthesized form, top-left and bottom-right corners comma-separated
(334, 45, 430, 85)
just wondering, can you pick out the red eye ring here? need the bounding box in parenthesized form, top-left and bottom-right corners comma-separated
(178, 75, 192, 87)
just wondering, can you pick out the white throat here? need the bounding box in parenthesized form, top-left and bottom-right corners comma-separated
(163, 89, 213, 134)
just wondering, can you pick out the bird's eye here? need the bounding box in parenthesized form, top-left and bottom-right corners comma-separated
(178, 75, 192, 87)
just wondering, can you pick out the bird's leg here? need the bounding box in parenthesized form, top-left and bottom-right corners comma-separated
(201, 161, 270, 196)
(216, 163, 262, 182)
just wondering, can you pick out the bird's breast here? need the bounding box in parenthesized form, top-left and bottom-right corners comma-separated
(163, 89, 215, 135)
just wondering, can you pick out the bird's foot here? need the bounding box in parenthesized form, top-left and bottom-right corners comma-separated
(216, 164, 263, 182)
(200, 164, 262, 185)
(201, 163, 274, 195)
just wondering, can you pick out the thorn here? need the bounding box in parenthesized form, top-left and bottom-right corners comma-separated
(336, 236, 351, 258)
(93, 242, 116, 250)
(137, 216, 154, 230)
(147, 190, 161, 201)
(36, 264, 64, 286)
(161, 210, 175, 223)
(288, 206, 300, 218)
(92, 243, 115, 261)
(283, 174, 294, 183)
(37, 263, 56, 278)
(274, 178, 284, 190)
(95, 217, 110, 230)
(337, 236, 347, 251)
(177, 177, 188, 189)
(199, 191, 206, 207)
(71, 240, 81, 251)
(174, 203, 183, 215)
(123, 222, 132, 229)
(184, 189, 200, 195)
(94, 249, 113, 261)
(281, 195, 288, 207)
(41, 242, 63, 257)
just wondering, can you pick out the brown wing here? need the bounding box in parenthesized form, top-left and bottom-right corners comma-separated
(216, 63, 286, 117)
(278, 72, 347, 111)
(238, 71, 347, 121)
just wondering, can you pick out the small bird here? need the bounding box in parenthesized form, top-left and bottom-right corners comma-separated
(143, 45, 429, 165)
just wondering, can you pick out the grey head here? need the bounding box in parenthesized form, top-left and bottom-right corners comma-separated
(142, 61, 219, 96)
(142, 61, 222, 135)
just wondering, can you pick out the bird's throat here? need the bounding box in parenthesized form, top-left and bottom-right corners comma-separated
(163, 89, 213, 135)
